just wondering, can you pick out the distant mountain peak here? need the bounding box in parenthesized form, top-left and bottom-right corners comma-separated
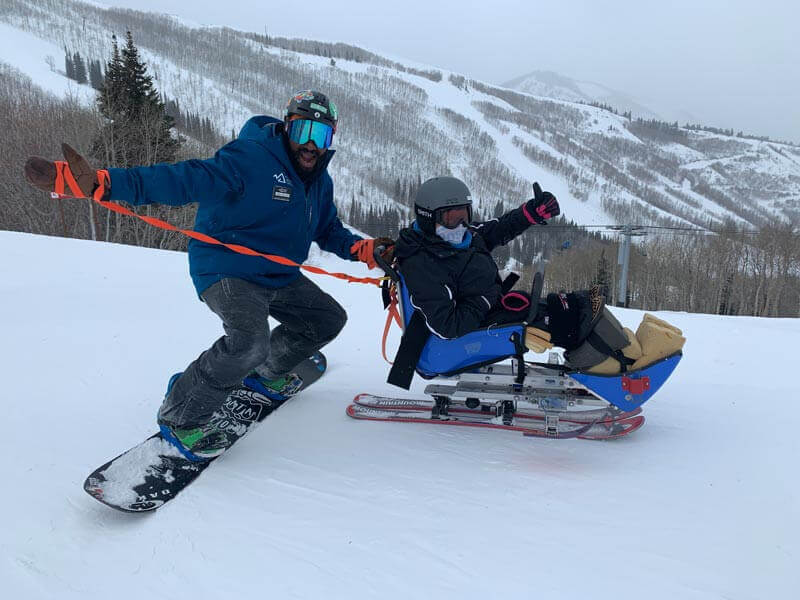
(502, 69, 662, 119)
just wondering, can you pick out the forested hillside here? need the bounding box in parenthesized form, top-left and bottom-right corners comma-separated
(1, 0, 798, 316)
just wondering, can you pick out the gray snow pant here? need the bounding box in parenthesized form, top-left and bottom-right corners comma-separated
(158, 275, 347, 428)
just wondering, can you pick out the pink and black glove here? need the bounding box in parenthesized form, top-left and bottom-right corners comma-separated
(523, 182, 560, 225)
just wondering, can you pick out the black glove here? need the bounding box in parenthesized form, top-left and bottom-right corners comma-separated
(374, 237, 395, 264)
(524, 182, 560, 224)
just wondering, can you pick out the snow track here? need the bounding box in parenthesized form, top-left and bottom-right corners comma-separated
(1, 231, 796, 599)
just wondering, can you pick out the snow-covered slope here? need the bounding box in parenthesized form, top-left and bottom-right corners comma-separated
(1, 230, 796, 599)
(2, 0, 800, 230)
(0, 21, 95, 105)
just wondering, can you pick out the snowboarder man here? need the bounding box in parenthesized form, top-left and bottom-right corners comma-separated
(24, 90, 393, 458)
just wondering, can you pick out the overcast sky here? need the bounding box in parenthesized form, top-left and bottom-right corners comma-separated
(100, 0, 800, 142)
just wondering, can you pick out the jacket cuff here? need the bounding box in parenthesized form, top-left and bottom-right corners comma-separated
(522, 202, 539, 225)
(106, 168, 134, 202)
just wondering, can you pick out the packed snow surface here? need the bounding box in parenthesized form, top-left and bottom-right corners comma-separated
(1, 230, 797, 599)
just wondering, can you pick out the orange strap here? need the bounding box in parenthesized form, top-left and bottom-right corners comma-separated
(351, 239, 377, 270)
(51, 172, 384, 287)
(95, 169, 111, 200)
(53, 161, 86, 198)
(381, 283, 403, 363)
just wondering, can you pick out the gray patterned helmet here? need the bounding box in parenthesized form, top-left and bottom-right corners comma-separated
(414, 176, 473, 234)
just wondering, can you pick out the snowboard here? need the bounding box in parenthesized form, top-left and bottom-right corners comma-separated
(83, 352, 326, 513)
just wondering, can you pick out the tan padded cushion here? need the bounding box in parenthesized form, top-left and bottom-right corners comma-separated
(631, 316, 686, 370)
(642, 313, 683, 336)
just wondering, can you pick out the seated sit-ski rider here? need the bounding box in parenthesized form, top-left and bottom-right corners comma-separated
(389, 176, 686, 388)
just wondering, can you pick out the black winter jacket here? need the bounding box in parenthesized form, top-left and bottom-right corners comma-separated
(395, 205, 534, 339)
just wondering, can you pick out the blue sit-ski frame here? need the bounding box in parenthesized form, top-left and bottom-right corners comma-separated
(395, 274, 681, 410)
(397, 274, 524, 378)
(570, 352, 682, 411)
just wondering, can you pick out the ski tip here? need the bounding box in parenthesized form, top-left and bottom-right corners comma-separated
(578, 415, 646, 441)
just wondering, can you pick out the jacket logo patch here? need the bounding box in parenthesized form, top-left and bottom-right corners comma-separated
(272, 186, 292, 202)
(273, 172, 290, 184)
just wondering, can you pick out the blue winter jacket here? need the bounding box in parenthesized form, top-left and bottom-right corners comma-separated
(107, 115, 361, 296)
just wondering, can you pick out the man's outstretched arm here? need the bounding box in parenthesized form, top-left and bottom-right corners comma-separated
(107, 142, 248, 207)
(25, 141, 249, 208)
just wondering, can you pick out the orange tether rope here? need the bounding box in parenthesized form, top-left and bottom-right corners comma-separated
(381, 283, 403, 364)
(50, 164, 385, 287)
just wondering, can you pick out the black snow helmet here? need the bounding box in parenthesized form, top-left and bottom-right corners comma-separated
(414, 176, 473, 235)
(285, 90, 338, 132)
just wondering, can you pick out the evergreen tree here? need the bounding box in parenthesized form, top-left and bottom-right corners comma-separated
(120, 31, 156, 106)
(64, 49, 75, 80)
(89, 59, 104, 90)
(164, 97, 180, 123)
(97, 35, 124, 121)
(93, 31, 180, 167)
(718, 271, 734, 315)
(594, 249, 612, 299)
(73, 52, 87, 84)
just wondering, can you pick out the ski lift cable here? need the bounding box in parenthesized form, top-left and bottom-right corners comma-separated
(540, 223, 765, 235)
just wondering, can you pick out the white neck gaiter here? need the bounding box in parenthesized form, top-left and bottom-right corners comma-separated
(436, 223, 467, 245)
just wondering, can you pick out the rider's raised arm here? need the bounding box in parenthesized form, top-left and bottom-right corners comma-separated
(471, 204, 533, 252)
(472, 184, 559, 251)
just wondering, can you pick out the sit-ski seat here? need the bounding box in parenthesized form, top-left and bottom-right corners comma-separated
(374, 236, 683, 412)
(393, 273, 682, 411)
(395, 273, 526, 378)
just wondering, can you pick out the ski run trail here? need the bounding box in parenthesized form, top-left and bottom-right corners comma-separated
(1, 230, 797, 599)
